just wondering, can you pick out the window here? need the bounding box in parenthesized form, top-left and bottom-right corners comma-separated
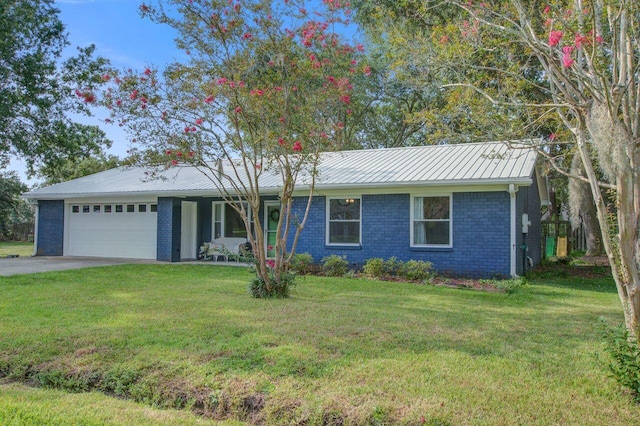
(104, 205, 112, 213)
(150, 204, 157, 212)
(115, 204, 123, 213)
(82, 205, 90, 213)
(412, 195, 451, 247)
(327, 198, 361, 245)
(72, 205, 80, 213)
(93, 205, 101, 213)
(212, 202, 250, 239)
(138, 204, 147, 213)
(126, 204, 135, 213)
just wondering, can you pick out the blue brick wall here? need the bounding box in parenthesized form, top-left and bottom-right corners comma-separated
(157, 197, 182, 262)
(36, 200, 64, 256)
(289, 192, 512, 278)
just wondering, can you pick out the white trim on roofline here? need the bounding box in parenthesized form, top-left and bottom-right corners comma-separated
(25, 178, 534, 201)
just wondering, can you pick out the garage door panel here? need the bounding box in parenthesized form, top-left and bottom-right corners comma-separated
(66, 206, 157, 259)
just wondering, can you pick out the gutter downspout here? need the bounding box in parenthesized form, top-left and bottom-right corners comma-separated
(509, 184, 517, 278)
(32, 202, 39, 257)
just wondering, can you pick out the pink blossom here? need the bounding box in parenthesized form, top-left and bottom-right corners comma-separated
(140, 97, 148, 104)
(574, 33, 588, 48)
(356, 44, 365, 52)
(268, 245, 273, 250)
(166, 150, 172, 155)
(293, 141, 303, 152)
(129, 90, 138, 100)
(596, 35, 603, 44)
(235, 106, 242, 113)
(279, 117, 285, 123)
(278, 138, 285, 146)
(548, 30, 563, 47)
(195, 118, 204, 125)
(242, 33, 252, 40)
(143, 68, 152, 75)
(543, 5, 550, 14)
(216, 77, 228, 85)
(101, 74, 110, 81)
(266, 259, 275, 269)
(204, 95, 215, 103)
(346, 109, 352, 115)
(440, 35, 449, 44)
(177, 152, 183, 157)
(255, 164, 261, 169)
(350, 59, 357, 65)
(562, 46, 574, 67)
(188, 151, 195, 157)
(116, 100, 122, 106)
(340, 95, 351, 104)
(171, 160, 178, 166)
(363, 65, 372, 76)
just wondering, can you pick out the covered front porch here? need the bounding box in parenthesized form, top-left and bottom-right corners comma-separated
(156, 196, 280, 262)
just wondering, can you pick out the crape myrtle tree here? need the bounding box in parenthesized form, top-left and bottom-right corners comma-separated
(100, 0, 367, 297)
(353, 0, 640, 334)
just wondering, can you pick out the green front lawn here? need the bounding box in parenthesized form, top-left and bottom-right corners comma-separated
(0, 241, 33, 257)
(0, 264, 636, 424)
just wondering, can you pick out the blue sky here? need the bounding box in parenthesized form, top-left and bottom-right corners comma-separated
(13, 0, 360, 183)
(14, 0, 185, 183)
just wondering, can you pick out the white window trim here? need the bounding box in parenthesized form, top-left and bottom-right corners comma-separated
(326, 196, 362, 246)
(211, 201, 252, 240)
(410, 193, 453, 248)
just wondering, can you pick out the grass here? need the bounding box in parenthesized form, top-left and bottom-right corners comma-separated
(0, 382, 239, 425)
(0, 241, 33, 257)
(0, 263, 637, 424)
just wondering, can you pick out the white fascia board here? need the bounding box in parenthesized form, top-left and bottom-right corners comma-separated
(23, 178, 533, 201)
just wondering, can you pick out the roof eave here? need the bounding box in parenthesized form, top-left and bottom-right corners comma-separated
(22, 177, 533, 201)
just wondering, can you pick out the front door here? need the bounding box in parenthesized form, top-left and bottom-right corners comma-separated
(264, 202, 280, 258)
(180, 201, 198, 260)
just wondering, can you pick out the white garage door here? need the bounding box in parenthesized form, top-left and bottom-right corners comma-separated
(65, 202, 158, 259)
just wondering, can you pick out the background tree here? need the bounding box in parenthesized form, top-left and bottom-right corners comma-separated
(100, 0, 366, 297)
(34, 125, 119, 186)
(0, 0, 111, 174)
(0, 172, 32, 241)
(352, 0, 640, 334)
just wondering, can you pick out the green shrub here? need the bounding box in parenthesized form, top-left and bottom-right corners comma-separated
(321, 255, 349, 277)
(289, 253, 314, 275)
(600, 321, 640, 402)
(363, 258, 385, 278)
(249, 270, 295, 298)
(399, 259, 433, 281)
(383, 256, 403, 276)
(496, 277, 526, 294)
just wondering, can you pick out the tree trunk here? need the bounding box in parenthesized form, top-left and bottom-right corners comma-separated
(569, 155, 604, 255)
(581, 117, 640, 336)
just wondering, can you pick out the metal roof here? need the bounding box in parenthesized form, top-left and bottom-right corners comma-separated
(23, 141, 538, 200)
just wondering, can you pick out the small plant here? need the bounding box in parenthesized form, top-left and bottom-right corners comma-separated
(289, 253, 314, 275)
(399, 259, 433, 281)
(383, 256, 404, 276)
(363, 258, 385, 278)
(321, 254, 349, 277)
(495, 277, 526, 294)
(249, 268, 295, 298)
(600, 321, 640, 402)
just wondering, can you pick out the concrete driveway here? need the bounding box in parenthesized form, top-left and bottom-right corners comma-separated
(0, 256, 158, 277)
